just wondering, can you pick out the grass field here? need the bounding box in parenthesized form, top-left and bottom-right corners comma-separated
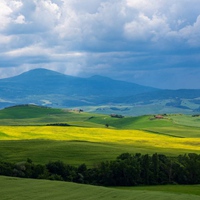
(115, 184, 200, 196)
(88, 114, 200, 137)
(1, 105, 200, 199)
(0, 125, 200, 165)
(0, 105, 200, 166)
(1, 176, 200, 200)
(170, 114, 200, 127)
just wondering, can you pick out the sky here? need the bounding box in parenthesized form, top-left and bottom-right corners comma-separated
(0, 0, 200, 89)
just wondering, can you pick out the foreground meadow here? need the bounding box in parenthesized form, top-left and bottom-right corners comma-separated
(1, 176, 200, 200)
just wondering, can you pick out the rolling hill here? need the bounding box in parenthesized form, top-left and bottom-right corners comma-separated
(0, 105, 200, 166)
(1, 176, 200, 200)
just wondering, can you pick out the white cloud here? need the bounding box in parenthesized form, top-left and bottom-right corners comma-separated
(124, 13, 170, 42)
(4, 44, 52, 57)
(3, 0, 200, 49)
(7, 0, 23, 10)
(14, 15, 26, 24)
(179, 15, 200, 46)
(0, 1, 12, 30)
(126, 0, 160, 14)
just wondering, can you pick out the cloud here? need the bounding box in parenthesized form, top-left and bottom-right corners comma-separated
(0, 0, 200, 89)
(0, 0, 12, 31)
(124, 13, 170, 43)
(179, 15, 200, 46)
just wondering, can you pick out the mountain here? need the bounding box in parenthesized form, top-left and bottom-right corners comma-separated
(0, 68, 157, 108)
(0, 68, 200, 115)
(0, 68, 156, 97)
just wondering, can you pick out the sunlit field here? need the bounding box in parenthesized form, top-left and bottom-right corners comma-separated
(1, 126, 200, 152)
(1, 106, 200, 165)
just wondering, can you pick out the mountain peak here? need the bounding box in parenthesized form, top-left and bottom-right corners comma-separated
(0, 68, 158, 109)
(7, 68, 70, 83)
(19, 68, 65, 77)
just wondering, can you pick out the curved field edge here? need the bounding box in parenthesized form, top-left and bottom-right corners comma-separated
(0, 176, 200, 200)
(1, 126, 200, 151)
(0, 125, 200, 166)
(1, 139, 200, 166)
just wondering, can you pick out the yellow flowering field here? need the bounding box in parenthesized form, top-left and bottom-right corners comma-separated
(0, 126, 200, 152)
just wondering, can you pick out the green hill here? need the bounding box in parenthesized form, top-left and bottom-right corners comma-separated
(0, 105, 200, 138)
(1, 176, 200, 200)
(0, 105, 104, 126)
(0, 104, 64, 119)
(0, 105, 200, 166)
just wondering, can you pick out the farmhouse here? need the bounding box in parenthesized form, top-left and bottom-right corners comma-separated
(154, 115, 164, 119)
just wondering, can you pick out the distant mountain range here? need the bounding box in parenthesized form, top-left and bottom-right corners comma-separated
(0, 68, 200, 115)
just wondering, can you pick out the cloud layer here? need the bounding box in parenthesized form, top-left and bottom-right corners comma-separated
(0, 0, 200, 89)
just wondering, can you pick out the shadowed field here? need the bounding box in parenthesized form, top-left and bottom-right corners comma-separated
(1, 176, 200, 200)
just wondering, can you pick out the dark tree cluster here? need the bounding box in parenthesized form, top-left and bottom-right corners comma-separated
(46, 123, 70, 126)
(1, 153, 200, 186)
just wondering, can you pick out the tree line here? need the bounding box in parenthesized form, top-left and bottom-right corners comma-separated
(0, 153, 200, 186)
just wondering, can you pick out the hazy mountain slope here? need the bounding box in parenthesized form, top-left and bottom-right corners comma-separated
(0, 68, 200, 114)
(0, 68, 157, 97)
(0, 68, 158, 107)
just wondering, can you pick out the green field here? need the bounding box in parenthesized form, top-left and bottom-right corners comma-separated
(2, 138, 200, 166)
(117, 184, 200, 196)
(1, 176, 200, 200)
(0, 105, 200, 166)
(1, 105, 200, 199)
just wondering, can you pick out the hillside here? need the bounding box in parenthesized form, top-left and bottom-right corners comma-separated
(1, 105, 200, 134)
(0, 105, 200, 166)
(1, 176, 200, 200)
(0, 104, 104, 126)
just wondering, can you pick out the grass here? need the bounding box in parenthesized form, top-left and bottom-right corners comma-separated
(0, 105, 200, 137)
(115, 184, 200, 196)
(0, 105, 104, 126)
(1, 176, 200, 200)
(0, 105, 65, 119)
(2, 139, 200, 166)
(1, 126, 200, 150)
(1, 105, 200, 199)
(170, 114, 200, 128)
(0, 126, 200, 166)
(0, 105, 200, 166)
(88, 115, 200, 137)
